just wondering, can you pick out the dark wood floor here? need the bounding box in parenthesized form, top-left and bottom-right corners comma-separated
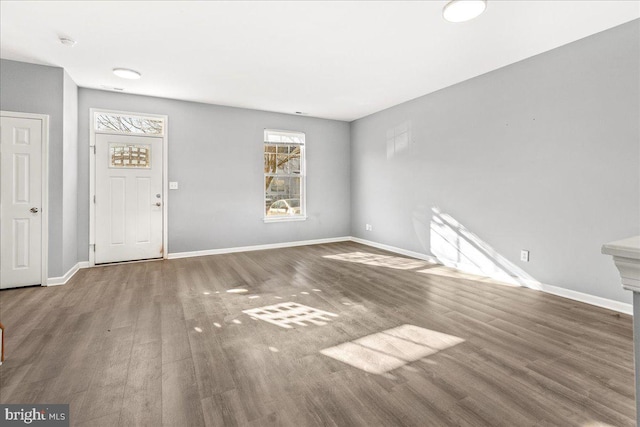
(0, 242, 635, 426)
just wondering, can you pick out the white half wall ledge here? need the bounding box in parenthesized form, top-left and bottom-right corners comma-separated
(601, 235, 640, 293)
(47, 261, 90, 286)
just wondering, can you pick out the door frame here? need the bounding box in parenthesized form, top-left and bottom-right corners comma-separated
(0, 110, 49, 286)
(89, 108, 168, 266)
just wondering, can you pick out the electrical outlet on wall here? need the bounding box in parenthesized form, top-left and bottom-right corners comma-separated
(365, 224, 373, 231)
(520, 250, 530, 262)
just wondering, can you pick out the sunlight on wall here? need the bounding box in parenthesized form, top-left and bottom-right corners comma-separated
(386, 121, 412, 159)
(422, 207, 540, 288)
(324, 252, 432, 270)
(320, 324, 464, 375)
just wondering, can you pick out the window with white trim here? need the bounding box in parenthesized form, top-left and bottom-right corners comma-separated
(264, 129, 306, 221)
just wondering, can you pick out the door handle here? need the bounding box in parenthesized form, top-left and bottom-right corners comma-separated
(155, 202, 161, 207)
(30, 207, 39, 213)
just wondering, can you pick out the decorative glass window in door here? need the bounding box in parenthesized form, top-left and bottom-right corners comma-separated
(109, 144, 151, 168)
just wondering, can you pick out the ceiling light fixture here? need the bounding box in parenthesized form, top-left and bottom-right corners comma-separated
(59, 36, 77, 47)
(443, 0, 487, 23)
(113, 68, 142, 79)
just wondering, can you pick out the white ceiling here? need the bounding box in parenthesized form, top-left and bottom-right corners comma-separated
(1, 1, 638, 121)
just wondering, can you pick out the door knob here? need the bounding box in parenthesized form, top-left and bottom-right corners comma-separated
(30, 207, 39, 213)
(155, 202, 161, 207)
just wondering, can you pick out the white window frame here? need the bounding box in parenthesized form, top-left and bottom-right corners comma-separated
(263, 129, 307, 223)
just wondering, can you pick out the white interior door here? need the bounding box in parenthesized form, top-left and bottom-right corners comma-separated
(95, 134, 163, 264)
(0, 116, 43, 288)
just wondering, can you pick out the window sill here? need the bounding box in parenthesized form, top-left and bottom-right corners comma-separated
(263, 215, 308, 223)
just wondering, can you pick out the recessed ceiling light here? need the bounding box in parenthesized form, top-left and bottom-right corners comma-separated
(113, 68, 142, 79)
(59, 36, 77, 47)
(443, 0, 487, 23)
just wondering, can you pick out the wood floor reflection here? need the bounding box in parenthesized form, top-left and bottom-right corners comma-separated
(0, 242, 635, 426)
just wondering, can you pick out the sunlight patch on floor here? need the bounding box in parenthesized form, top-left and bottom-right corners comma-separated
(320, 324, 464, 375)
(416, 265, 520, 287)
(324, 252, 432, 270)
(243, 302, 338, 329)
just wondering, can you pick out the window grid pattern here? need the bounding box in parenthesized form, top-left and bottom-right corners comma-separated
(243, 302, 337, 329)
(109, 144, 150, 168)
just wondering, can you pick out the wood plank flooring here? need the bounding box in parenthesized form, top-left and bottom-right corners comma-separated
(0, 242, 635, 426)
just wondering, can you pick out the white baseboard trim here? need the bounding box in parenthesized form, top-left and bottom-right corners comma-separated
(53, 237, 632, 315)
(47, 262, 90, 286)
(167, 236, 351, 260)
(349, 237, 439, 263)
(538, 283, 633, 315)
(350, 237, 633, 315)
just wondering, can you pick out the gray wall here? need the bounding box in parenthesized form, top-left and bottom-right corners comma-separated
(77, 89, 351, 259)
(350, 20, 639, 303)
(62, 71, 78, 274)
(0, 59, 66, 278)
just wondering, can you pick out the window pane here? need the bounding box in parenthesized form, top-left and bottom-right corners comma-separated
(268, 144, 300, 175)
(96, 113, 163, 135)
(276, 154, 289, 173)
(288, 177, 301, 198)
(109, 143, 151, 168)
(265, 130, 305, 144)
(289, 155, 300, 173)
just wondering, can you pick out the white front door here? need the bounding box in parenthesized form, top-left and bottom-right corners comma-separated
(0, 116, 43, 288)
(95, 133, 163, 264)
